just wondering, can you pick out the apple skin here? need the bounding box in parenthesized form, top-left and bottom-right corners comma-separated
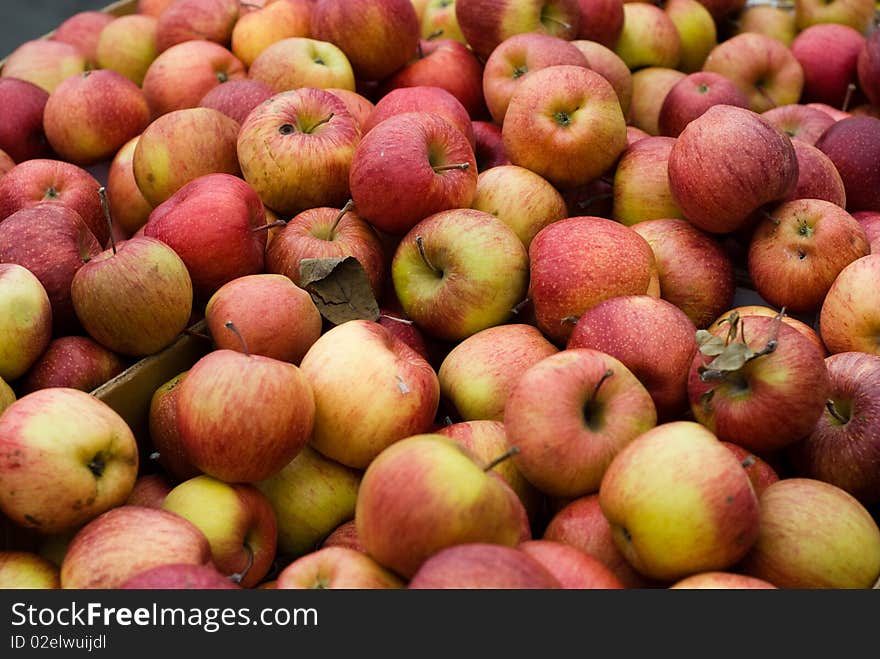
(735, 5, 797, 46)
(149, 370, 201, 483)
(0, 78, 51, 163)
(739, 478, 880, 589)
(51, 11, 115, 68)
(665, 0, 716, 74)
(519, 539, 625, 589)
(138, 0, 176, 16)
(599, 421, 761, 582)
(120, 563, 240, 589)
(858, 29, 880, 107)
(105, 136, 153, 238)
(0, 551, 61, 589)
(247, 37, 356, 93)
(0, 388, 139, 535)
(575, 0, 624, 49)
(570, 40, 632, 117)
(299, 319, 440, 469)
(198, 79, 275, 125)
(785, 139, 847, 208)
(791, 23, 866, 109)
(325, 88, 376, 131)
(669, 571, 777, 589)
(612, 136, 683, 227)
(126, 473, 174, 509)
(502, 64, 626, 191)
(59, 505, 213, 589)
(0, 378, 14, 416)
(627, 66, 685, 137)
(854, 210, 880, 253)
(815, 116, 880, 213)
(19, 335, 126, 395)
(321, 519, 365, 553)
(276, 546, 405, 589)
(819, 254, 880, 355)
(788, 352, 880, 505)
(658, 71, 750, 138)
(708, 305, 827, 359)
(762, 105, 836, 147)
(0, 263, 52, 383)
(231, 0, 312, 68)
(793, 0, 876, 34)
(719, 441, 780, 498)
(0, 39, 87, 94)
(688, 315, 831, 453)
(377, 309, 432, 364)
(95, 14, 160, 87)
(472, 120, 510, 171)
(667, 104, 799, 235)
(614, 3, 681, 71)
(528, 216, 659, 345)
(155, 0, 240, 53)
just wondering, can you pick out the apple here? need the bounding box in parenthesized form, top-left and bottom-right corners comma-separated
(519, 539, 624, 589)
(155, 0, 240, 53)
(257, 446, 361, 558)
(688, 313, 831, 453)
(693, 0, 746, 22)
(238, 87, 360, 217)
(321, 520, 365, 553)
(858, 28, 880, 107)
(376, 309, 432, 364)
(51, 11, 115, 68)
(719, 441, 780, 497)
(0, 263, 52, 383)
(19, 335, 125, 395)
(325, 88, 376, 130)
(138, 0, 176, 16)
(60, 505, 212, 589)
(0, 39, 87, 94)
(791, 24, 866, 109)
(120, 563, 240, 589)
(470, 164, 567, 248)
(420, 0, 466, 43)
(575, 0, 624, 49)
(141, 40, 246, 118)
(702, 33, 805, 114)
(408, 543, 561, 588)
(472, 120, 510, 170)
(669, 572, 777, 589)
(612, 136, 683, 226)
(176, 342, 316, 484)
(665, 0, 716, 74)
(0, 378, 14, 416)
(708, 305, 827, 359)
(355, 433, 527, 578)
(854, 210, 880, 253)
(613, 2, 680, 71)
(815, 116, 880, 213)
(819, 254, 880, 354)
(198, 79, 275, 125)
(739, 478, 880, 589)
(570, 40, 632, 116)
(0, 388, 139, 535)
(785, 139, 847, 208)
(133, 107, 242, 208)
(0, 78, 51, 163)
(806, 102, 853, 122)
(658, 71, 750, 138)
(276, 546, 405, 589)
(350, 111, 477, 235)
(0, 151, 12, 179)
(247, 37, 356, 93)
(105, 136, 153, 238)
(95, 14, 159, 86)
(231, 0, 312, 68)
(599, 420, 760, 582)
(143, 173, 267, 302)
(628, 67, 686, 137)
(528, 216, 659, 345)
(126, 473, 174, 509)
(735, 5, 796, 47)
(761, 105, 837, 146)
(0, 551, 60, 589)
(149, 370, 201, 483)
(794, 0, 876, 34)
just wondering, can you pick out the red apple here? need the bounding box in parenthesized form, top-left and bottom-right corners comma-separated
(819, 254, 880, 354)
(19, 335, 125, 395)
(247, 37, 356, 93)
(198, 79, 275, 125)
(105, 136, 153, 237)
(815, 116, 880, 213)
(854, 210, 880, 253)
(575, 0, 624, 49)
(149, 370, 201, 484)
(276, 546, 405, 589)
(408, 543, 562, 588)
(0, 77, 51, 163)
(791, 23, 865, 109)
(785, 139, 847, 207)
(762, 104, 836, 146)
(51, 11, 115, 68)
(362, 85, 475, 148)
(519, 539, 625, 589)
(321, 520, 365, 553)
(471, 120, 510, 171)
(858, 28, 880, 107)
(708, 305, 827, 359)
(121, 563, 240, 589)
(325, 88, 375, 131)
(669, 572, 777, 589)
(0, 39, 87, 94)
(125, 473, 174, 509)
(155, 0, 240, 53)
(658, 71, 750, 138)
(570, 40, 632, 116)
(719, 441, 780, 497)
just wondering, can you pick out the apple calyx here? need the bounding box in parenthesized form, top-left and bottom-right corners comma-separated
(224, 320, 251, 357)
(98, 186, 117, 255)
(216, 71, 228, 84)
(44, 186, 60, 200)
(431, 162, 470, 173)
(553, 111, 573, 127)
(483, 446, 520, 472)
(87, 453, 106, 478)
(228, 543, 254, 585)
(415, 235, 441, 276)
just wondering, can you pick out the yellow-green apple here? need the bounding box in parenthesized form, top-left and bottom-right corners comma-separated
(735, 5, 796, 46)
(42, 70, 150, 167)
(0, 388, 139, 535)
(265, 204, 387, 299)
(669, 571, 777, 589)
(141, 40, 246, 117)
(299, 319, 439, 468)
(788, 352, 880, 504)
(575, 0, 624, 49)
(60, 505, 212, 589)
(176, 341, 315, 483)
(0, 39, 86, 94)
(708, 305, 827, 357)
(349, 112, 477, 235)
(528, 216, 659, 345)
(321, 519, 365, 553)
(0, 158, 107, 246)
(198, 79, 274, 125)
(0, 78, 50, 163)
(0, 263, 52, 383)
(276, 546, 405, 589)
(858, 29, 880, 106)
(611, 136, 683, 226)
(420, 0, 465, 42)
(505, 348, 657, 498)
(502, 64, 626, 190)
(664, 0, 716, 73)
(658, 72, 750, 138)
(325, 88, 375, 130)
(785, 139, 847, 207)
(51, 11, 115, 68)
(363, 86, 475, 149)
(247, 37, 356, 93)
(470, 165, 567, 248)
(139, 0, 175, 16)
(454, 0, 581, 61)
(256, 445, 361, 558)
(133, 107, 241, 208)
(519, 539, 625, 588)
(408, 542, 561, 588)
(482, 32, 588, 125)
(819, 254, 880, 354)
(791, 24, 866, 109)
(126, 472, 174, 508)
(155, 0, 239, 53)
(149, 371, 201, 483)
(143, 173, 267, 302)
(438, 324, 558, 421)
(688, 313, 831, 452)
(570, 40, 631, 116)
(95, 14, 159, 86)
(0, 378, 14, 416)
(702, 33, 804, 113)
(568, 295, 698, 421)
(162, 475, 277, 587)
(71, 236, 193, 357)
(0, 551, 60, 589)
(231, 0, 312, 68)
(391, 209, 528, 341)
(355, 433, 527, 578)
(815, 116, 880, 212)
(19, 336, 125, 395)
(380, 39, 487, 120)
(794, 0, 875, 33)
(0, 205, 101, 333)
(627, 66, 685, 136)
(667, 104, 798, 234)
(472, 120, 510, 170)
(739, 478, 880, 588)
(105, 136, 153, 237)
(599, 421, 761, 582)
(120, 563, 240, 589)
(237, 88, 360, 216)
(614, 3, 680, 70)
(311, 0, 420, 81)
(748, 198, 869, 314)
(854, 210, 880, 253)
(762, 105, 836, 146)
(719, 441, 780, 497)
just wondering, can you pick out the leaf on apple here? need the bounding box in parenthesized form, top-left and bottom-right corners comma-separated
(299, 256, 380, 325)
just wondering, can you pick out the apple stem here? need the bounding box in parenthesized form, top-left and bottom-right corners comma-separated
(228, 543, 254, 585)
(251, 219, 287, 233)
(432, 162, 470, 173)
(426, 29, 444, 41)
(224, 320, 250, 357)
(592, 369, 614, 399)
(511, 297, 531, 315)
(542, 16, 571, 30)
(575, 192, 613, 210)
(762, 209, 780, 226)
(98, 186, 116, 255)
(380, 313, 413, 325)
(304, 112, 334, 133)
(329, 199, 354, 236)
(483, 446, 520, 472)
(415, 235, 440, 275)
(442, 415, 453, 426)
(756, 85, 777, 109)
(184, 328, 213, 342)
(825, 399, 848, 425)
(560, 315, 580, 327)
(841, 82, 856, 113)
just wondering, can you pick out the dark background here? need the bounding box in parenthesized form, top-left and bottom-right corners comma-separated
(0, 0, 113, 58)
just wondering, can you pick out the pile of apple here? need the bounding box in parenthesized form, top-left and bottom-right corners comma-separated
(1, 0, 880, 590)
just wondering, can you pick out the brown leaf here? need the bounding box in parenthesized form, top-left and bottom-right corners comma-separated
(705, 341, 755, 372)
(299, 256, 380, 325)
(696, 330, 727, 357)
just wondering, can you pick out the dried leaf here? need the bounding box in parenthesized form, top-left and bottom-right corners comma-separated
(696, 330, 727, 357)
(705, 341, 755, 372)
(299, 256, 380, 325)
